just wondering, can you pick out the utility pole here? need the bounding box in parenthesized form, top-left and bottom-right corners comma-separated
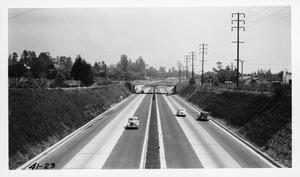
(231, 12, 245, 87)
(189, 52, 196, 80)
(184, 55, 189, 83)
(199, 44, 207, 86)
(235, 59, 245, 86)
(104, 64, 107, 85)
(177, 61, 182, 83)
(181, 65, 185, 83)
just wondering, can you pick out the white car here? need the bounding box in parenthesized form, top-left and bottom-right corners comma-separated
(126, 117, 140, 129)
(177, 108, 186, 117)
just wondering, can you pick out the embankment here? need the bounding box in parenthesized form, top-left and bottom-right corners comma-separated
(178, 85, 291, 167)
(9, 85, 131, 169)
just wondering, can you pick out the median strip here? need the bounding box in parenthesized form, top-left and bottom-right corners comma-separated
(145, 91, 160, 169)
(156, 93, 167, 169)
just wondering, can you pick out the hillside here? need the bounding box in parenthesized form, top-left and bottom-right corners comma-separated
(178, 85, 292, 167)
(9, 85, 131, 169)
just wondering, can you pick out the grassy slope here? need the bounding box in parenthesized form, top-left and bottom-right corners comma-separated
(178, 85, 292, 167)
(9, 85, 131, 169)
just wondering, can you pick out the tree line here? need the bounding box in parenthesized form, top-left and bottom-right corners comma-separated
(8, 50, 179, 88)
(8, 50, 284, 88)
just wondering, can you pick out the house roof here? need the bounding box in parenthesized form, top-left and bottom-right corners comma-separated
(239, 75, 269, 82)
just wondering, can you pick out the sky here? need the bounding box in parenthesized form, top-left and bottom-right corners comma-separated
(7, 5, 291, 74)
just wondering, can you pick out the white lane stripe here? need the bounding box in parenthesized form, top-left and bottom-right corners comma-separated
(174, 95, 278, 168)
(63, 92, 148, 169)
(139, 91, 152, 169)
(156, 93, 167, 169)
(18, 93, 136, 170)
(163, 94, 241, 168)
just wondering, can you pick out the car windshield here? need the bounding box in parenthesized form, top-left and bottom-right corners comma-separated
(179, 108, 185, 111)
(129, 117, 137, 121)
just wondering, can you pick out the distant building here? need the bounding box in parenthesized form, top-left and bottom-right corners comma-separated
(239, 75, 270, 86)
(63, 80, 81, 87)
(283, 69, 292, 85)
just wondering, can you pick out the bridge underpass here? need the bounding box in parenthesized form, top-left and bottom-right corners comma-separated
(133, 84, 177, 95)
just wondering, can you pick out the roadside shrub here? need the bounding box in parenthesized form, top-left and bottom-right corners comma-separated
(125, 81, 133, 92)
(189, 78, 196, 85)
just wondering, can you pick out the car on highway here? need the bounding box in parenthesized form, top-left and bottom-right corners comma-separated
(126, 117, 140, 129)
(176, 108, 186, 117)
(197, 111, 209, 121)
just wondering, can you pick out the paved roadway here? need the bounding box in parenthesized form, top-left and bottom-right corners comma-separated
(21, 86, 276, 169)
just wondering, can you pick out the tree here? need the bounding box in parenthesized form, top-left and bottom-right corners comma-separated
(19, 50, 33, 68)
(8, 62, 27, 78)
(30, 52, 55, 79)
(159, 66, 166, 78)
(213, 62, 239, 84)
(146, 66, 158, 78)
(117, 54, 129, 80)
(108, 64, 117, 79)
(9, 52, 18, 65)
(71, 55, 94, 86)
(93, 62, 101, 76)
(8, 54, 13, 65)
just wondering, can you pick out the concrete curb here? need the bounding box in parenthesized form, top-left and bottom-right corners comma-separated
(139, 93, 152, 169)
(174, 95, 284, 168)
(156, 93, 167, 169)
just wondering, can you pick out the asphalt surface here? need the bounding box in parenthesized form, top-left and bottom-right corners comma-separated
(171, 94, 274, 168)
(23, 94, 139, 169)
(156, 92, 203, 168)
(102, 93, 152, 169)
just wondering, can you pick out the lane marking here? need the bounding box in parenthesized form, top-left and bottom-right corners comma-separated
(18, 93, 136, 170)
(162, 93, 241, 168)
(173, 95, 280, 168)
(63, 92, 148, 169)
(139, 90, 153, 169)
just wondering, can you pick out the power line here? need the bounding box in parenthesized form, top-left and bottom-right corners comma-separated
(9, 8, 37, 20)
(247, 6, 290, 27)
(247, 14, 290, 31)
(247, 7, 271, 20)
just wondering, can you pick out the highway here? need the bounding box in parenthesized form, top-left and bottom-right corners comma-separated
(19, 86, 277, 169)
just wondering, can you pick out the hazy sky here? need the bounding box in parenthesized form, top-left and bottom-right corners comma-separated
(8, 6, 291, 74)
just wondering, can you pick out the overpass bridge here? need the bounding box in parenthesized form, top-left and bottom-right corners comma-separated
(132, 82, 178, 94)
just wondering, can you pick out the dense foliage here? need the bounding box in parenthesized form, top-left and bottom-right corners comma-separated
(71, 55, 94, 86)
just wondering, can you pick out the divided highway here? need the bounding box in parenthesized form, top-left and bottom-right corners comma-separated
(19, 86, 277, 169)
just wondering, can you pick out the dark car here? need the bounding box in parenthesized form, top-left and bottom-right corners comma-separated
(197, 111, 209, 121)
